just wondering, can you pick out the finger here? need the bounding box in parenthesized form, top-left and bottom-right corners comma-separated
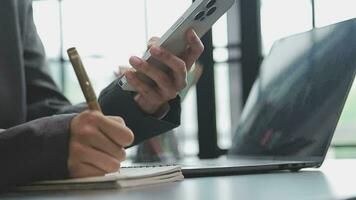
(107, 116, 126, 126)
(147, 36, 160, 49)
(129, 57, 178, 100)
(181, 29, 204, 71)
(80, 145, 121, 173)
(70, 163, 106, 178)
(86, 129, 126, 160)
(125, 70, 164, 105)
(149, 46, 187, 90)
(95, 115, 134, 147)
(129, 56, 171, 85)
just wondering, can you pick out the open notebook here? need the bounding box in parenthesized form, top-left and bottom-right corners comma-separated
(16, 165, 183, 191)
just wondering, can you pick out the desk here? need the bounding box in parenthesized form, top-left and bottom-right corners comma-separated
(1, 159, 356, 200)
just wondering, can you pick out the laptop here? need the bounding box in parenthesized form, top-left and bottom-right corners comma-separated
(180, 18, 356, 177)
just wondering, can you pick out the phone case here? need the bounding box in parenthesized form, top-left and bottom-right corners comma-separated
(119, 0, 236, 91)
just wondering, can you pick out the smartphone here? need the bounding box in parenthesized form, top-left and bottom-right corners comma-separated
(118, 0, 236, 91)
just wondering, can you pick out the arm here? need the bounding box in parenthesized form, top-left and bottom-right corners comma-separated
(0, 1, 87, 188)
(98, 80, 181, 146)
(0, 111, 134, 189)
(23, 2, 181, 146)
(0, 114, 74, 188)
(0, 0, 182, 188)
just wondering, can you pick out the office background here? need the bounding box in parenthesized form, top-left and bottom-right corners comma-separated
(32, 0, 356, 159)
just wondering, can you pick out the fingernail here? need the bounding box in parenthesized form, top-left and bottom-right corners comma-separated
(150, 46, 162, 56)
(130, 56, 142, 66)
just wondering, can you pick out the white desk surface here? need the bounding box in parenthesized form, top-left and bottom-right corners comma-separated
(1, 159, 356, 200)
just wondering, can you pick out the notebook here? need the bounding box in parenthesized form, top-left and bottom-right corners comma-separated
(16, 165, 183, 191)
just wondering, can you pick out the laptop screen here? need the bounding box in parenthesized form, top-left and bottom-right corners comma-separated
(229, 19, 356, 162)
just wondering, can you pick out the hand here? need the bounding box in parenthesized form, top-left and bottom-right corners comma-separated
(124, 29, 204, 116)
(68, 111, 134, 178)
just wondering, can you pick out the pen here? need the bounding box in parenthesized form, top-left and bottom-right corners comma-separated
(67, 47, 102, 112)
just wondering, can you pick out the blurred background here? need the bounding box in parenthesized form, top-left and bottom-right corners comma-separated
(32, 0, 356, 160)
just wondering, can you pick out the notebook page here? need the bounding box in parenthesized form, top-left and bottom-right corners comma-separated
(33, 165, 181, 185)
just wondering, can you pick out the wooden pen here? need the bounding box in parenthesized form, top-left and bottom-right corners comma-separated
(67, 47, 102, 112)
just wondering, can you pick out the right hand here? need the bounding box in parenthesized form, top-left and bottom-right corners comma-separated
(68, 111, 134, 178)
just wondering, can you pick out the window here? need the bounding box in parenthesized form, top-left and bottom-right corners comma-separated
(33, 0, 190, 102)
(260, 0, 312, 54)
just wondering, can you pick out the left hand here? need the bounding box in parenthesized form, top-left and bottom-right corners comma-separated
(124, 29, 204, 116)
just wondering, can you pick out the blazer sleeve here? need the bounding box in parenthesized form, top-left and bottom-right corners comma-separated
(98, 79, 181, 146)
(0, 114, 75, 189)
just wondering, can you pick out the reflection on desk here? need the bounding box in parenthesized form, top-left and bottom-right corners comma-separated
(1, 159, 356, 200)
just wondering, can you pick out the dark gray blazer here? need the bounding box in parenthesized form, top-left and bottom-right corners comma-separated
(0, 0, 180, 189)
